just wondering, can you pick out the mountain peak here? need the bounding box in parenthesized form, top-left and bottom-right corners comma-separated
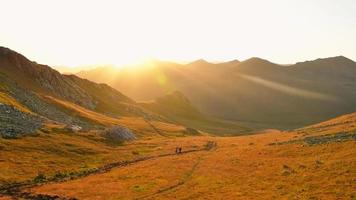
(244, 57, 270, 63)
(223, 59, 240, 65)
(295, 56, 355, 66)
(238, 57, 275, 67)
(0, 46, 11, 55)
(156, 91, 191, 106)
(320, 55, 354, 63)
(187, 59, 211, 65)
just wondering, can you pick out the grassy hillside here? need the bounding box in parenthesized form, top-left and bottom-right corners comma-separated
(3, 115, 353, 200)
(0, 125, 188, 184)
(77, 56, 356, 129)
(140, 91, 250, 135)
(296, 112, 356, 136)
(0, 47, 154, 119)
(1, 47, 248, 137)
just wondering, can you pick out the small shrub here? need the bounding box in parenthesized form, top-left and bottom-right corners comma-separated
(53, 171, 68, 180)
(33, 172, 46, 183)
(132, 150, 140, 155)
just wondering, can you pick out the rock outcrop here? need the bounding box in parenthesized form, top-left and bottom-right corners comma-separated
(102, 126, 136, 142)
(0, 104, 43, 138)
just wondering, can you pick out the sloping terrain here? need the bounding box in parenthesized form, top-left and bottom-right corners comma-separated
(0, 46, 355, 199)
(140, 91, 250, 134)
(77, 56, 356, 129)
(0, 47, 247, 136)
(0, 47, 200, 136)
(0, 47, 161, 121)
(4, 113, 353, 200)
(296, 112, 356, 137)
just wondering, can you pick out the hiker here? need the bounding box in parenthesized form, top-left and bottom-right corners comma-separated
(179, 147, 182, 153)
(175, 147, 179, 154)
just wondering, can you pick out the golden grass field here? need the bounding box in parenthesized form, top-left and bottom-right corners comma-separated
(1, 90, 355, 199)
(1, 123, 355, 199)
(0, 121, 189, 184)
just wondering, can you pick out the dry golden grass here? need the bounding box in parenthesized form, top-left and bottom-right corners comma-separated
(0, 92, 193, 186)
(25, 130, 355, 200)
(297, 112, 356, 136)
(0, 91, 31, 113)
(40, 95, 124, 126)
(0, 124, 199, 185)
(1, 99, 355, 199)
(40, 95, 186, 137)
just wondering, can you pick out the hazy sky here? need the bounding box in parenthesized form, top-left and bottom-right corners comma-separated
(1, 0, 355, 67)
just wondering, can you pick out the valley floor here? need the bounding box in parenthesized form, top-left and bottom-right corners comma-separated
(1, 130, 355, 200)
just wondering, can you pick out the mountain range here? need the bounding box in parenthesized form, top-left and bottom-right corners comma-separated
(1, 46, 355, 199)
(0, 47, 247, 136)
(77, 56, 356, 129)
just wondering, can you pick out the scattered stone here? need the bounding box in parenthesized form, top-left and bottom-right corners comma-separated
(102, 126, 136, 142)
(0, 77, 96, 130)
(19, 192, 77, 200)
(268, 132, 356, 146)
(304, 132, 356, 145)
(65, 125, 82, 133)
(0, 104, 43, 138)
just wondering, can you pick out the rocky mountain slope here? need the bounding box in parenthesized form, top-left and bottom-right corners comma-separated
(0, 47, 167, 137)
(0, 47, 136, 114)
(0, 47, 247, 137)
(77, 56, 356, 129)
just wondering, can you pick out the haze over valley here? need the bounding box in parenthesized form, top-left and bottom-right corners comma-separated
(1, 0, 355, 199)
(77, 56, 356, 129)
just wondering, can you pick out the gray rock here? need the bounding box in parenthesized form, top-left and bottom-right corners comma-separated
(102, 126, 136, 142)
(65, 124, 82, 132)
(0, 104, 43, 138)
(0, 76, 97, 130)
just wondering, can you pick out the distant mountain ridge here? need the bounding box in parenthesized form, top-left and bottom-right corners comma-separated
(0, 47, 248, 136)
(139, 91, 250, 134)
(77, 55, 356, 129)
(0, 47, 173, 138)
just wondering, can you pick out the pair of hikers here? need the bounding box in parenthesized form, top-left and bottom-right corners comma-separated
(175, 147, 182, 154)
(206, 141, 217, 150)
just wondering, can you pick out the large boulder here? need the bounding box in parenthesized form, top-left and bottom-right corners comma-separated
(102, 126, 136, 142)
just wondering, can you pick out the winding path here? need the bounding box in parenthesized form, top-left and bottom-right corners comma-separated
(0, 144, 216, 200)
